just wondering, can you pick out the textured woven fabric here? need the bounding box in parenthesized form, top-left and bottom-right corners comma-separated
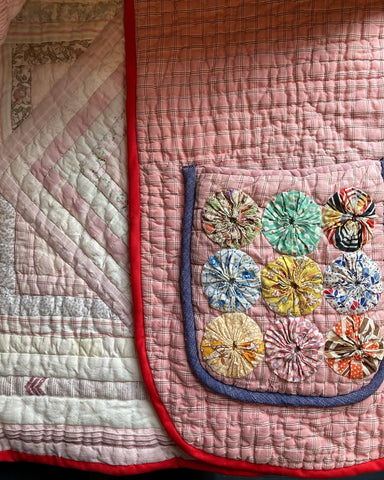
(201, 249, 261, 313)
(262, 190, 322, 256)
(322, 187, 376, 252)
(201, 189, 262, 248)
(0, 1, 187, 472)
(324, 251, 383, 314)
(136, 0, 384, 473)
(180, 164, 384, 410)
(0, 0, 25, 44)
(264, 317, 325, 383)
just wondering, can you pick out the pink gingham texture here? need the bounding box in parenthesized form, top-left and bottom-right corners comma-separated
(192, 161, 384, 396)
(136, 0, 384, 469)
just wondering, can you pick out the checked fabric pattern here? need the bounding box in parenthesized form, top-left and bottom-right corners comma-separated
(136, 0, 384, 472)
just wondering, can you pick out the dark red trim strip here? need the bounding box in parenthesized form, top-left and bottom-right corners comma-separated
(126, 0, 384, 477)
(0, 451, 193, 476)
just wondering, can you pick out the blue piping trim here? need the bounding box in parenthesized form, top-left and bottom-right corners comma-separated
(180, 164, 384, 407)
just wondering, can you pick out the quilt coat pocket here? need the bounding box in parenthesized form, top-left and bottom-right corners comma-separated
(181, 160, 384, 406)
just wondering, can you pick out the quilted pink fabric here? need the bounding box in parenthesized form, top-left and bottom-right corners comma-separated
(135, 0, 384, 472)
(0, 0, 24, 44)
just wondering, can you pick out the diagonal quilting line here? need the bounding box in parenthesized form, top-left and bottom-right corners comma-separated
(7, 162, 130, 300)
(30, 63, 124, 179)
(0, 20, 129, 307)
(0, 172, 132, 329)
(53, 101, 128, 236)
(28, 165, 129, 268)
(28, 64, 129, 269)
(53, 96, 128, 239)
(0, 15, 124, 167)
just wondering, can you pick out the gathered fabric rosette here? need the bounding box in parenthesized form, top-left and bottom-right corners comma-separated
(322, 187, 375, 252)
(323, 251, 382, 314)
(201, 249, 261, 312)
(264, 317, 325, 382)
(201, 189, 262, 248)
(262, 190, 322, 256)
(325, 315, 384, 379)
(261, 255, 323, 316)
(201, 312, 264, 378)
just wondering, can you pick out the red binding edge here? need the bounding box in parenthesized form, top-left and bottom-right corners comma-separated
(128, 0, 384, 477)
(0, 452, 209, 476)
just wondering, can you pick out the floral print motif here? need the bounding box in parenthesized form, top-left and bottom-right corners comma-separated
(11, 40, 90, 130)
(262, 190, 322, 256)
(325, 316, 384, 379)
(201, 190, 262, 248)
(323, 251, 382, 314)
(322, 187, 375, 252)
(14, 0, 122, 23)
(261, 255, 323, 316)
(264, 317, 325, 382)
(201, 249, 261, 312)
(201, 313, 264, 378)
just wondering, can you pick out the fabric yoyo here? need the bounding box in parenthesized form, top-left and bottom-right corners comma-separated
(322, 187, 375, 252)
(201, 249, 261, 312)
(261, 255, 323, 316)
(325, 315, 384, 379)
(201, 189, 262, 248)
(323, 251, 382, 314)
(264, 317, 325, 382)
(262, 190, 322, 256)
(201, 312, 264, 378)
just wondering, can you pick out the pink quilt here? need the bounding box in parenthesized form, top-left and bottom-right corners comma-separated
(130, 0, 384, 477)
(2, 0, 384, 477)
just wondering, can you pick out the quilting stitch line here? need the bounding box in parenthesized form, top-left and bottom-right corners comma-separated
(181, 164, 384, 406)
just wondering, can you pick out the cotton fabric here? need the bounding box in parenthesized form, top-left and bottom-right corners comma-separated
(265, 317, 325, 382)
(322, 187, 375, 252)
(325, 315, 384, 379)
(202, 190, 262, 248)
(262, 190, 322, 256)
(201, 312, 264, 378)
(261, 255, 323, 316)
(201, 249, 261, 312)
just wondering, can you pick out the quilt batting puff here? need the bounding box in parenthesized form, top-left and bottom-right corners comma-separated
(130, 0, 384, 476)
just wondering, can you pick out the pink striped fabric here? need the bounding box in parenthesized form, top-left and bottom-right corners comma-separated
(136, 0, 384, 471)
(0, 0, 24, 44)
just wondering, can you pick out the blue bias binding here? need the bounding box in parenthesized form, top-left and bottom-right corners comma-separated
(180, 164, 384, 406)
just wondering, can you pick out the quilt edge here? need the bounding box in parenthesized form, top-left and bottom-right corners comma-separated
(127, 0, 384, 477)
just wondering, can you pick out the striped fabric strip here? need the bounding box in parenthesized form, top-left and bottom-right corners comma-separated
(0, 0, 25, 45)
(0, 376, 149, 400)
